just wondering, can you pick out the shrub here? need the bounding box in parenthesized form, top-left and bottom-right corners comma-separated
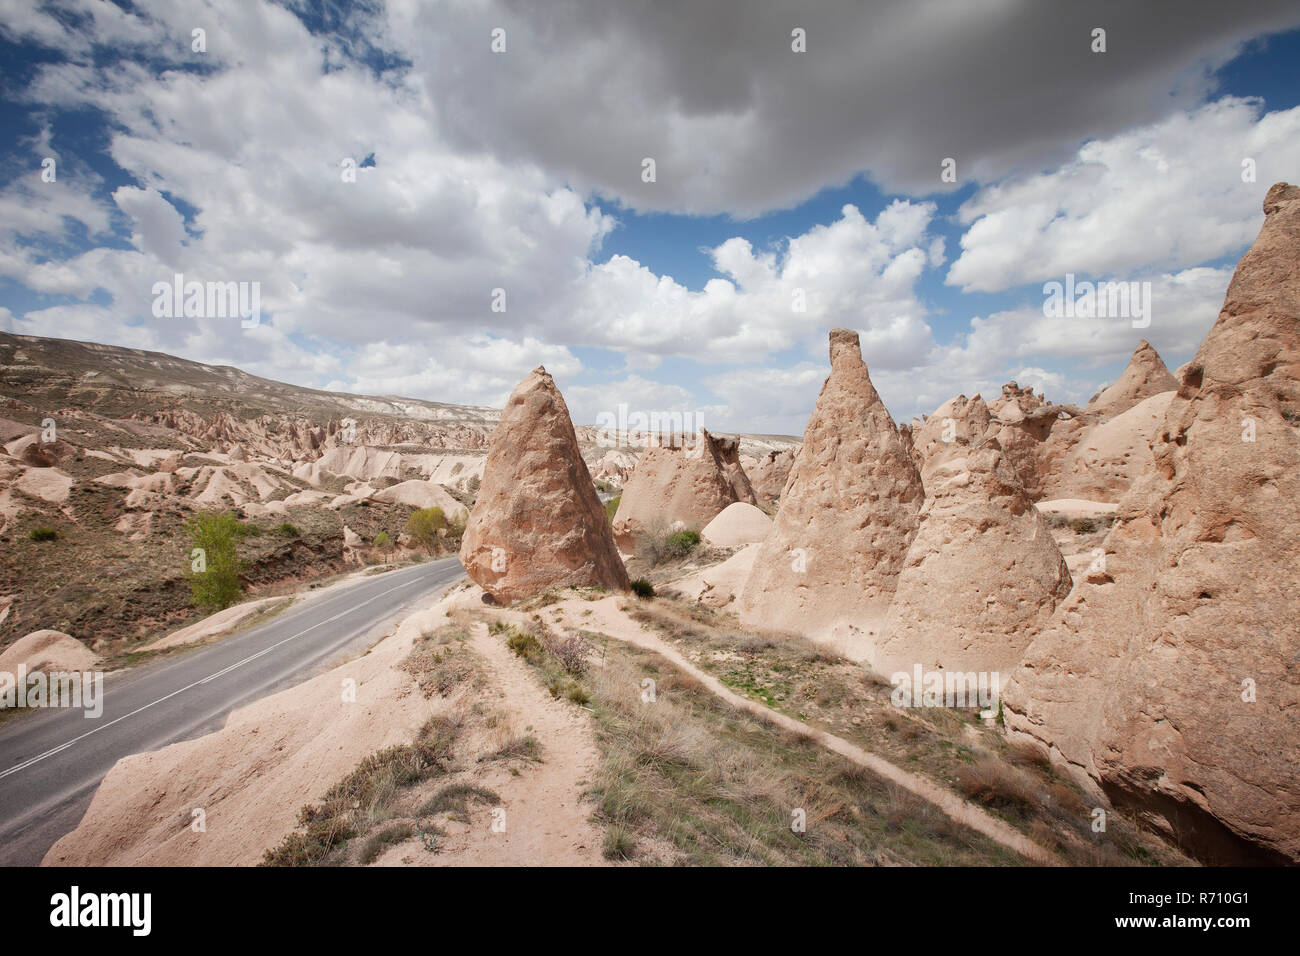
(184, 510, 245, 612)
(419, 783, 500, 818)
(373, 530, 393, 556)
(276, 522, 299, 537)
(665, 529, 701, 558)
(604, 495, 620, 521)
(1068, 517, 1100, 535)
(954, 758, 1039, 816)
(28, 527, 58, 542)
(542, 631, 590, 676)
(405, 507, 446, 553)
(505, 628, 543, 661)
(359, 823, 415, 864)
(630, 578, 656, 599)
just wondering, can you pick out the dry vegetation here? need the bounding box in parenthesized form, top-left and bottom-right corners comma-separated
(262, 620, 523, 866)
(493, 614, 1023, 865)
(604, 596, 1191, 866)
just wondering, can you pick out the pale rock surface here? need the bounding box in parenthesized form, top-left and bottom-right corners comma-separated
(738, 329, 924, 659)
(370, 479, 467, 520)
(868, 441, 1071, 680)
(746, 448, 796, 506)
(701, 501, 773, 549)
(1045, 390, 1175, 502)
(667, 544, 759, 609)
(1003, 183, 1300, 864)
(460, 367, 628, 603)
(1089, 339, 1180, 419)
(611, 431, 757, 548)
(0, 629, 100, 674)
(909, 394, 992, 486)
(13, 467, 73, 505)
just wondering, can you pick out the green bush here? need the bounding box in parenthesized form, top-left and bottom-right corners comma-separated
(630, 578, 656, 599)
(406, 507, 446, 553)
(665, 529, 701, 558)
(276, 522, 299, 537)
(604, 495, 620, 521)
(28, 527, 58, 542)
(185, 511, 245, 612)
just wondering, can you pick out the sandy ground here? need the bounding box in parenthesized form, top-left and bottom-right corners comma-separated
(375, 617, 606, 866)
(546, 595, 1058, 865)
(42, 578, 609, 867)
(43, 597, 462, 866)
(1035, 498, 1119, 519)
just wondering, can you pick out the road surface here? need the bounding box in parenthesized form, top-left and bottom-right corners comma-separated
(0, 557, 464, 866)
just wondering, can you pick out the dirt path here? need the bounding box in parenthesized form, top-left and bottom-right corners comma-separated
(549, 596, 1059, 865)
(419, 621, 607, 866)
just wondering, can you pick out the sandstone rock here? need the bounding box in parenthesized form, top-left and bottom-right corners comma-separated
(13, 467, 73, 505)
(868, 440, 1071, 680)
(1044, 390, 1175, 502)
(370, 479, 467, 520)
(910, 394, 992, 486)
(701, 501, 773, 549)
(611, 430, 757, 549)
(589, 448, 638, 487)
(1003, 183, 1300, 864)
(667, 543, 759, 609)
(738, 329, 924, 659)
(1089, 339, 1180, 419)
(460, 367, 629, 603)
(314, 446, 405, 482)
(746, 448, 796, 506)
(0, 629, 100, 674)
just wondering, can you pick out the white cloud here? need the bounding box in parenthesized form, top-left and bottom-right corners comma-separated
(947, 98, 1300, 292)
(563, 201, 939, 366)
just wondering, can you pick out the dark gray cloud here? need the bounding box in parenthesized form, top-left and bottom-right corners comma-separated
(389, 0, 1300, 215)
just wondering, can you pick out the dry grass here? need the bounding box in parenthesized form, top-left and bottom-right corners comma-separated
(495, 615, 1024, 866)
(261, 714, 461, 866)
(616, 594, 1193, 867)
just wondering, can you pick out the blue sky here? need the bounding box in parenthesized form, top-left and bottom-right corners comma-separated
(2, 1, 1300, 434)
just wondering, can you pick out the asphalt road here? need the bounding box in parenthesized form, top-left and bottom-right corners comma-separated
(0, 557, 464, 866)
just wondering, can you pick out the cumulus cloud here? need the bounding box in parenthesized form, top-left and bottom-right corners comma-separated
(0, 0, 1292, 436)
(562, 201, 939, 365)
(947, 98, 1300, 292)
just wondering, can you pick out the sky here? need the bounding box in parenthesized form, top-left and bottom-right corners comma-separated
(1, 0, 1299, 436)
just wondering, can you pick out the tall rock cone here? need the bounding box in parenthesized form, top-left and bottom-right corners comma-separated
(1002, 183, 1300, 864)
(868, 439, 1071, 681)
(1088, 339, 1179, 419)
(611, 430, 757, 550)
(460, 366, 629, 603)
(738, 329, 924, 659)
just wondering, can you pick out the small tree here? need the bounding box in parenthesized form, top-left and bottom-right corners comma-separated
(185, 510, 245, 612)
(445, 510, 467, 544)
(373, 530, 393, 559)
(405, 507, 446, 554)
